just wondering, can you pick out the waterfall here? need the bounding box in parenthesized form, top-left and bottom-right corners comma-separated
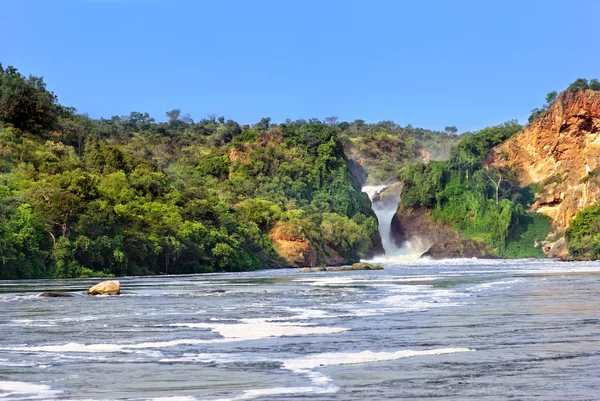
(362, 185, 428, 262)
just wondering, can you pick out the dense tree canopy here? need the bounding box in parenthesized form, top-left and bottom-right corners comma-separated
(0, 65, 385, 279)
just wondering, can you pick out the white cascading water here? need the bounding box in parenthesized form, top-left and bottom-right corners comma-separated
(362, 185, 429, 262)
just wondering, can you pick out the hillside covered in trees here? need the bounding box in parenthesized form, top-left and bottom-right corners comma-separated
(339, 121, 461, 183)
(1, 64, 391, 279)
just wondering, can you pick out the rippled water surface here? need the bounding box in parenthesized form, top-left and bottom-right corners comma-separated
(1, 259, 600, 400)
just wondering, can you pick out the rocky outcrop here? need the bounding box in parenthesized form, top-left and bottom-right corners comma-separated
(269, 222, 319, 267)
(422, 240, 497, 259)
(371, 182, 403, 207)
(269, 222, 357, 267)
(88, 280, 120, 296)
(488, 89, 600, 231)
(543, 237, 568, 259)
(391, 206, 495, 258)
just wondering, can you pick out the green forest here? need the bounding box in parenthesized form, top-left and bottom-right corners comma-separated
(0, 64, 465, 279)
(0, 64, 386, 279)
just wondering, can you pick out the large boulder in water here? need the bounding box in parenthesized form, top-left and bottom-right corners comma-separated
(88, 280, 120, 296)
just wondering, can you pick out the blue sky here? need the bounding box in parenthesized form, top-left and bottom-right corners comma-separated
(1, 0, 599, 132)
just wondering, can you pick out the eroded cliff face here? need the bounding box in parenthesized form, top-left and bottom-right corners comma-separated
(488, 90, 600, 233)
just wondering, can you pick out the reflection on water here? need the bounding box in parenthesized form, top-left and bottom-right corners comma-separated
(1, 258, 600, 400)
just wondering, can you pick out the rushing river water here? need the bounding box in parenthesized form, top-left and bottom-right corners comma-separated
(2, 258, 600, 400)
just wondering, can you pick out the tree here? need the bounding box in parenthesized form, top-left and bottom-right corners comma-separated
(567, 78, 589, 92)
(483, 167, 504, 204)
(324, 116, 339, 126)
(255, 117, 271, 131)
(166, 109, 181, 122)
(0, 64, 62, 132)
(545, 91, 557, 105)
(444, 126, 458, 135)
(528, 108, 542, 124)
(590, 79, 600, 91)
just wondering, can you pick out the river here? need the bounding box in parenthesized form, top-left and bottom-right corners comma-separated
(1, 258, 600, 400)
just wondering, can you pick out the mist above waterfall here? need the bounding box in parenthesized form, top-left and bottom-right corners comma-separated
(362, 185, 429, 262)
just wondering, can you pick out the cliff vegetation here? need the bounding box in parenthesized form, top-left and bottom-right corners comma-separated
(396, 121, 550, 258)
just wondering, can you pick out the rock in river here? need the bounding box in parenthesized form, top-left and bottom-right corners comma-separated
(88, 280, 120, 296)
(301, 263, 384, 272)
(39, 292, 74, 298)
(328, 262, 384, 271)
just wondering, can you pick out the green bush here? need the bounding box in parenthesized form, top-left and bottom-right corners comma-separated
(565, 203, 600, 260)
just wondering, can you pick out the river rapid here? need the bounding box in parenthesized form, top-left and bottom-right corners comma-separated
(1, 258, 600, 400)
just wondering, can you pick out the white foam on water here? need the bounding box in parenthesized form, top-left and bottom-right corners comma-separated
(9, 319, 57, 327)
(214, 385, 337, 401)
(296, 276, 357, 286)
(8, 342, 127, 353)
(7, 320, 348, 356)
(157, 353, 339, 401)
(5, 339, 229, 354)
(168, 321, 347, 340)
(0, 295, 41, 302)
(353, 285, 468, 315)
(0, 358, 36, 367)
(469, 278, 524, 292)
(282, 308, 332, 320)
(232, 308, 335, 323)
(160, 346, 472, 401)
(127, 338, 232, 349)
(149, 397, 199, 401)
(295, 275, 438, 290)
(159, 352, 247, 364)
(0, 380, 60, 400)
(283, 347, 473, 371)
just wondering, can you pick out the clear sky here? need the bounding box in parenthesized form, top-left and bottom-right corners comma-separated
(1, 0, 599, 132)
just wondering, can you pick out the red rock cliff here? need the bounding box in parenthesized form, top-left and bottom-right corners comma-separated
(487, 89, 600, 230)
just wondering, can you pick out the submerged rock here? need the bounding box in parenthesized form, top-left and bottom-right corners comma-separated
(328, 262, 384, 271)
(39, 292, 74, 298)
(300, 263, 383, 272)
(88, 280, 120, 296)
(300, 266, 328, 273)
